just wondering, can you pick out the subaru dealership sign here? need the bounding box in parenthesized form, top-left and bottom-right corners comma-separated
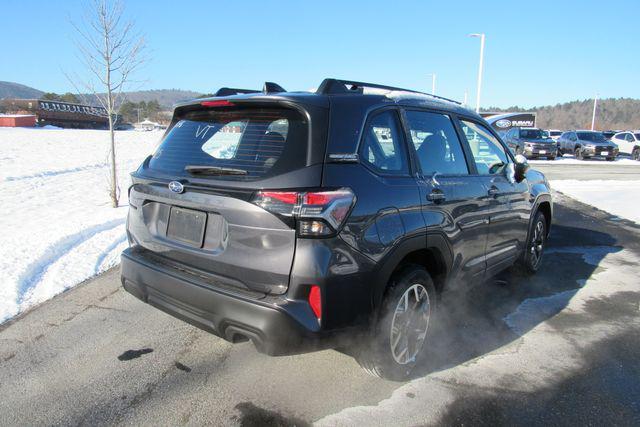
(481, 112, 537, 133)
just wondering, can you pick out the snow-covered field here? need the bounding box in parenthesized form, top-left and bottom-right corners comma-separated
(0, 127, 160, 323)
(550, 180, 640, 224)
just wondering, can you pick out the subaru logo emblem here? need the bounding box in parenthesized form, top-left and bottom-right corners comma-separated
(496, 119, 512, 128)
(168, 181, 184, 193)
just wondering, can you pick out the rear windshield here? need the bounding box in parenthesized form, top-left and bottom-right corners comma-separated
(550, 131, 562, 136)
(148, 107, 307, 180)
(577, 131, 606, 142)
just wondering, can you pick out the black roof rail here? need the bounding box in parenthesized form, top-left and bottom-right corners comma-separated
(316, 78, 462, 105)
(214, 87, 260, 97)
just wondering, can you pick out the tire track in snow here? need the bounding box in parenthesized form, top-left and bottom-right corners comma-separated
(94, 234, 128, 273)
(15, 218, 125, 305)
(3, 163, 108, 182)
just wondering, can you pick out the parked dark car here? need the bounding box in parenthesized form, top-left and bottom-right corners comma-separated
(121, 79, 553, 380)
(557, 130, 619, 160)
(503, 127, 558, 159)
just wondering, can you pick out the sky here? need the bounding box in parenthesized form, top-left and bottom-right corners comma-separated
(1, 0, 639, 108)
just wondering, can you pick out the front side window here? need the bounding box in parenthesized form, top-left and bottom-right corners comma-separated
(360, 110, 408, 174)
(405, 111, 468, 175)
(460, 120, 510, 175)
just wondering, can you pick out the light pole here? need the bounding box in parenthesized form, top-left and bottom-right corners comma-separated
(591, 94, 599, 130)
(426, 73, 436, 94)
(469, 33, 485, 113)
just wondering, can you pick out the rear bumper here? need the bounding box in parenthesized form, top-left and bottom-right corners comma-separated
(121, 247, 352, 355)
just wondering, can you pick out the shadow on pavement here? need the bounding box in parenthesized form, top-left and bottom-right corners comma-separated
(409, 221, 622, 378)
(435, 328, 640, 426)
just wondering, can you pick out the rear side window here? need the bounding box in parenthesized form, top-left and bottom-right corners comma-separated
(360, 110, 408, 174)
(405, 111, 468, 175)
(148, 108, 306, 179)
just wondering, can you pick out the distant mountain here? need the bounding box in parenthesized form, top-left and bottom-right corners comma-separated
(482, 98, 640, 130)
(83, 89, 201, 109)
(0, 81, 44, 99)
(0, 81, 200, 109)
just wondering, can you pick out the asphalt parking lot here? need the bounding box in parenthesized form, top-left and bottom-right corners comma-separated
(1, 187, 639, 425)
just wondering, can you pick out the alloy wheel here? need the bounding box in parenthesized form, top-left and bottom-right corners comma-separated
(389, 284, 431, 365)
(529, 220, 545, 268)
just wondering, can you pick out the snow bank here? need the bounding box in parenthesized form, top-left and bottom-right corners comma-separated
(530, 155, 640, 165)
(0, 128, 161, 323)
(550, 179, 640, 223)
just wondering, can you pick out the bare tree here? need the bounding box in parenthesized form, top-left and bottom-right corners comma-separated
(69, 0, 146, 207)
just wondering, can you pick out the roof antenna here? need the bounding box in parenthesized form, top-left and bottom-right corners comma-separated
(263, 82, 286, 94)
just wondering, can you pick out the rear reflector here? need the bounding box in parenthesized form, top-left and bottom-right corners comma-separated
(200, 100, 235, 107)
(308, 285, 322, 320)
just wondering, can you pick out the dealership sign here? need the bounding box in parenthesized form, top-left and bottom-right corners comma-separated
(38, 100, 107, 117)
(481, 112, 537, 132)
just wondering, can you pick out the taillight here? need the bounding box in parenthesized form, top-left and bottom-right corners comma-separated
(308, 285, 322, 320)
(252, 188, 355, 237)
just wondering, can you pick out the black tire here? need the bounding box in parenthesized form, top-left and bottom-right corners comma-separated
(357, 265, 437, 381)
(548, 156, 556, 161)
(606, 157, 615, 162)
(632, 148, 640, 161)
(575, 147, 584, 160)
(513, 211, 547, 275)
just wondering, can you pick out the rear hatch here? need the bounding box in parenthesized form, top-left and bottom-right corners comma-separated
(127, 98, 328, 295)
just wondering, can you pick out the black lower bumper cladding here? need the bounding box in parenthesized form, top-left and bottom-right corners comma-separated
(120, 248, 346, 355)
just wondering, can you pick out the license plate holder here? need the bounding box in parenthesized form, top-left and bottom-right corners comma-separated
(601, 151, 609, 156)
(167, 207, 207, 247)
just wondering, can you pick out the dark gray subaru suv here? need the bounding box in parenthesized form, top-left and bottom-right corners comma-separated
(121, 79, 552, 380)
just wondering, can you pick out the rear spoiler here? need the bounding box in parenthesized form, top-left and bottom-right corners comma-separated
(214, 82, 287, 97)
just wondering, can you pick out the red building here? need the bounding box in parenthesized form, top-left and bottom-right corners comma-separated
(0, 114, 37, 127)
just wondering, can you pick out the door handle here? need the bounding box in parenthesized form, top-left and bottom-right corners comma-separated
(488, 186, 499, 197)
(427, 190, 446, 202)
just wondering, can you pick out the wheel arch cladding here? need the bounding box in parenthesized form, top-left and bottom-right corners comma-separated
(373, 234, 452, 309)
(537, 201, 552, 236)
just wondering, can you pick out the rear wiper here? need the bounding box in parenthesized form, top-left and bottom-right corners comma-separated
(184, 165, 248, 176)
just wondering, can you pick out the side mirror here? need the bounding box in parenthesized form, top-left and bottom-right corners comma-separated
(513, 154, 529, 183)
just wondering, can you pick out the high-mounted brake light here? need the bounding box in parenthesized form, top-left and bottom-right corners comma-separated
(200, 100, 235, 107)
(308, 285, 322, 320)
(252, 188, 356, 237)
